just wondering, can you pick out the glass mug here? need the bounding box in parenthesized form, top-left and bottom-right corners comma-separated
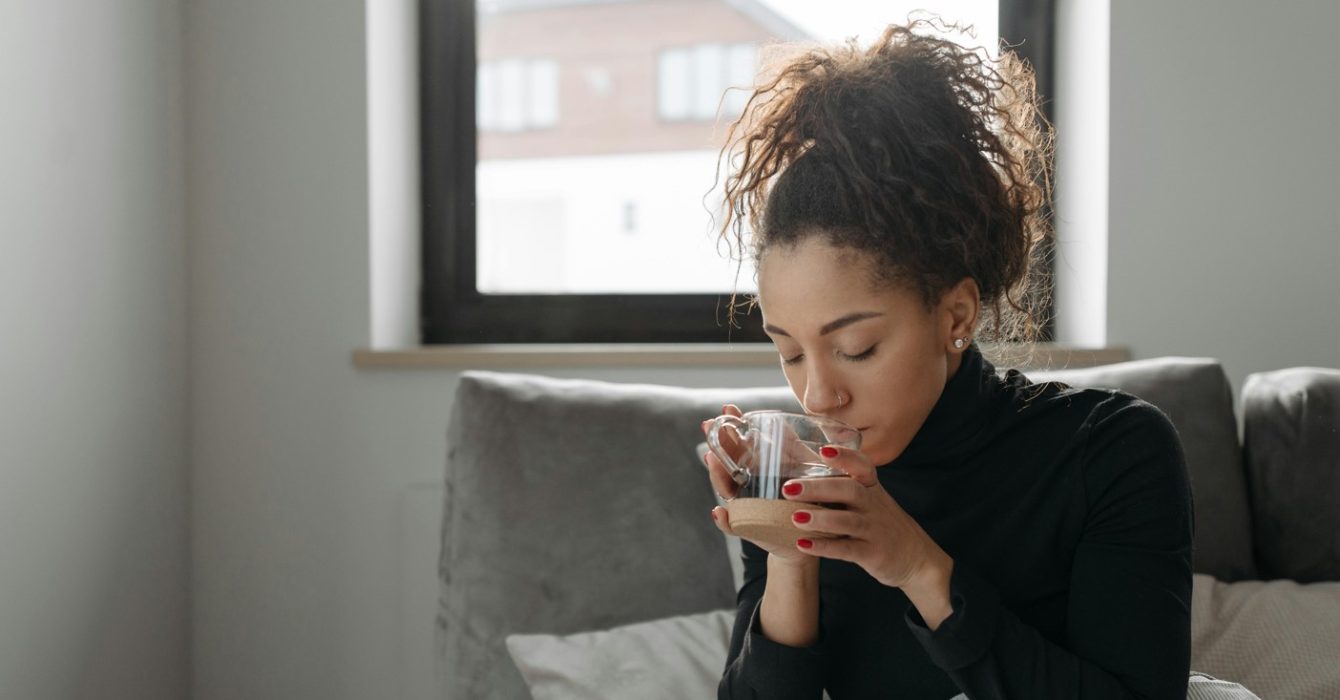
(706, 410, 862, 548)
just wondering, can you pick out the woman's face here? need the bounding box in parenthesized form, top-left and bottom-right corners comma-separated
(756, 237, 976, 466)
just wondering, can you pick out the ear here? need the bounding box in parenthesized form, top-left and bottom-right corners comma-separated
(939, 277, 980, 352)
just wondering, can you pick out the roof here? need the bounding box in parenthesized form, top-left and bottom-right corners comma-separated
(481, 0, 812, 41)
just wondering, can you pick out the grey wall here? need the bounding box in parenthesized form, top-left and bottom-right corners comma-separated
(1108, 0, 1340, 389)
(0, 1, 189, 699)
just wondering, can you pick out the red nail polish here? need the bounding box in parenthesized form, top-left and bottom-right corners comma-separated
(820, 445, 839, 458)
(783, 482, 803, 496)
(797, 538, 813, 549)
(792, 511, 811, 524)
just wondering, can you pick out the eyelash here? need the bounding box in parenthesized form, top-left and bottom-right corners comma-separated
(781, 345, 878, 366)
(846, 346, 878, 362)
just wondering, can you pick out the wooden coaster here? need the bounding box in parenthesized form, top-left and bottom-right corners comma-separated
(725, 498, 838, 551)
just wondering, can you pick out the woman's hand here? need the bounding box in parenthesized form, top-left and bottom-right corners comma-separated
(701, 404, 811, 562)
(784, 446, 954, 598)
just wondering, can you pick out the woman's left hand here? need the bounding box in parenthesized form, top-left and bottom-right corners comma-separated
(786, 445, 953, 592)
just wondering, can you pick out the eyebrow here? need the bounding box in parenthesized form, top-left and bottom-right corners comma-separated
(764, 311, 885, 338)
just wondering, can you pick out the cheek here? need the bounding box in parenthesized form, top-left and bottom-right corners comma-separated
(861, 354, 947, 460)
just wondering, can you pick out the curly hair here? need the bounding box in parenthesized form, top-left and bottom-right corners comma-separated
(717, 20, 1054, 344)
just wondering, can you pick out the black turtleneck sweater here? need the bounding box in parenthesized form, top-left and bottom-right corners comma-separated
(719, 344, 1194, 699)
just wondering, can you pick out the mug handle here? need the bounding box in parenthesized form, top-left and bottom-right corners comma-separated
(706, 414, 751, 487)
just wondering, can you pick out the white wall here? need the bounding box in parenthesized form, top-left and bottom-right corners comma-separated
(1053, 0, 1109, 348)
(1108, 0, 1340, 390)
(0, 2, 188, 699)
(186, 2, 1339, 700)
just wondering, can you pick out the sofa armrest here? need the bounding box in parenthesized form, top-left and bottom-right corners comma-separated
(1242, 367, 1340, 582)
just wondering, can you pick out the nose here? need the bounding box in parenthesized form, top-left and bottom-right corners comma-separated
(801, 367, 844, 416)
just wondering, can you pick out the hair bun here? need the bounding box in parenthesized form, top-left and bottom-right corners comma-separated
(718, 19, 1054, 343)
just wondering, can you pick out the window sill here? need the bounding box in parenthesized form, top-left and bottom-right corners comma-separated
(352, 343, 1131, 369)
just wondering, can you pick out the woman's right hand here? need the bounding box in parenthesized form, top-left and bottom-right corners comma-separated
(702, 404, 811, 562)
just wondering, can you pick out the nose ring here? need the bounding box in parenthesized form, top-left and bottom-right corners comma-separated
(836, 391, 846, 407)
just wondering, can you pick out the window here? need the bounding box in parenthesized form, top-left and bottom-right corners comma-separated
(421, 0, 1046, 344)
(477, 58, 559, 131)
(658, 43, 756, 122)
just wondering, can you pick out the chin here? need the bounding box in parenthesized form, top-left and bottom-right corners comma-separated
(858, 433, 890, 464)
(860, 430, 909, 467)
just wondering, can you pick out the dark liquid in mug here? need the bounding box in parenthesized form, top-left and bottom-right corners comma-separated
(737, 463, 845, 500)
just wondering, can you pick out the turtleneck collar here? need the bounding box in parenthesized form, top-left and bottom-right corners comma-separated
(884, 342, 1011, 469)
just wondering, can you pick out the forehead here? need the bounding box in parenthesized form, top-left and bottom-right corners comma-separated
(756, 238, 919, 327)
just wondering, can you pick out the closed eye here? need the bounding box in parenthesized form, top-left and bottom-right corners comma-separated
(842, 346, 877, 362)
(781, 354, 804, 366)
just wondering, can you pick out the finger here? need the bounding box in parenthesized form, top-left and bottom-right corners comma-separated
(722, 403, 743, 417)
(711, 506, 737, 536)
(817, 444, 877, 487)
(718, 423, 744, 457)
(782, 475, 864, 505)
(790, 507, 864, 538)
(704, 451, 740, 500)
(796, 533, 864, 562)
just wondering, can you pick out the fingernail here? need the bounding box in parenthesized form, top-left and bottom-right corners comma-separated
(792, 511, 811, 524)
(711, 510, 718, 521)
(782, 482, 803, 496)
(797, 538, 813, 549)
(820, 445, 839, 458)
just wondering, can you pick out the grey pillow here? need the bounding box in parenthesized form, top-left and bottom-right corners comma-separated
(438, 371, 796, 700)
(505, 609, 734, 700)
(1242, 367, 1340, 581)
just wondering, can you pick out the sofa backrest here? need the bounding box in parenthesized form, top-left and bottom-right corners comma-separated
(1242, 367, 1340, 582)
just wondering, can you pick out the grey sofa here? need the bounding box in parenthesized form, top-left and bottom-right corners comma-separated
(436, 357, 1340, 699)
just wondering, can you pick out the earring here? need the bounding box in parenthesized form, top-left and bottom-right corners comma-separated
(953, 337, 968, 350)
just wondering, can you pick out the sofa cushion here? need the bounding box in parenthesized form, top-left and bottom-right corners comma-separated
(1190, 573, 1340, 700)
(1026, 357, 1255, 581)
(1242, 367, 1340, 581)
(503, 602, 1274, 700)
(438, 371, 796, 700)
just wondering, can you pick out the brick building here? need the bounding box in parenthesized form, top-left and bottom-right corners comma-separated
(478, 0, 810, 160)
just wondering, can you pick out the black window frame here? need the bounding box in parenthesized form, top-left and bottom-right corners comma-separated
(419, 0, 1056, 344)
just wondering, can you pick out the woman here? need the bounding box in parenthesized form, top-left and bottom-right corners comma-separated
(702, 22, 1193, 699)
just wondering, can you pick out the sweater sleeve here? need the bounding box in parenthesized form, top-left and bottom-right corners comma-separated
(719, 539, 826, 699)
(904, 398, 1194, 699)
